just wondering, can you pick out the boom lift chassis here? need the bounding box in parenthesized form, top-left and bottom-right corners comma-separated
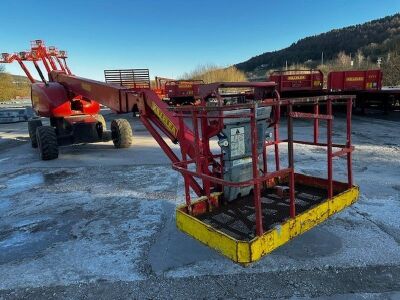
(1, 41, 359, 264)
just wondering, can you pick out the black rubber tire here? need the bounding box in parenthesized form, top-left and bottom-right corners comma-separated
(111, 119, 133, 148)
(28, 119, 42, 148)
(36, 126, 59, 160)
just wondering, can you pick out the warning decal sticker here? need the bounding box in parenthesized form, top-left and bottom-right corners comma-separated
(230, 127, 245, 157)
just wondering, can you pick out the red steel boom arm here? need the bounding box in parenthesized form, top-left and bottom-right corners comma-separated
(51, 69, 199, 176)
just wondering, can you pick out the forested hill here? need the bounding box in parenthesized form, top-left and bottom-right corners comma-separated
(236, 14, 400, 75)
(0, 70, 31, 101)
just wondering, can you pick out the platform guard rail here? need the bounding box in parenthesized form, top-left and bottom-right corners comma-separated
(172, 95, 355, 237)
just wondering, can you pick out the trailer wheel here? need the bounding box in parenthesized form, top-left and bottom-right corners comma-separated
(111, 119, 132, 148)
(28, 119, 43, 148)
(36, 126, 59, 160)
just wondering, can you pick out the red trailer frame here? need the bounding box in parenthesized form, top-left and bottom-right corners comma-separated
(154, 78, 204, 105)
(269, 69, 324, 93)
(328, 69, 383, 91)
(164, 79, 203, 99)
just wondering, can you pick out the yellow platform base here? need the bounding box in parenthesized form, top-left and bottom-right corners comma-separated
(176, 174, 359, 265)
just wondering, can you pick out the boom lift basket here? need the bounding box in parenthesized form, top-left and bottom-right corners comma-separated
(173, 95, 359, 264)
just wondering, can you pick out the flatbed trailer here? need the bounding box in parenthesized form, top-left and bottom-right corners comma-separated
(277, 88, 400, 114)
(269, 69, 324, 93)
(154, 77, 204, 105)
(328, 70, 383, 91)
(267, 69, 400, 114)
(1, 40, 359, 264)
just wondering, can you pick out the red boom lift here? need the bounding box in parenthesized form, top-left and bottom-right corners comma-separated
(1, 40, 359, 264)
(1, 40, 133, 160)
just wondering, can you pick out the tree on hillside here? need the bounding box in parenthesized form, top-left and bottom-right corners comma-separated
(236, 13, 400, 73)
(336, 52, 351, 68)
(181, 64, 247, 83)
(382, 51, 400, 86)
(356, 50, 365, 67)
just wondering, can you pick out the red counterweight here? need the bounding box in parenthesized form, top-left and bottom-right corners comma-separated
(31, 82, 100, 117)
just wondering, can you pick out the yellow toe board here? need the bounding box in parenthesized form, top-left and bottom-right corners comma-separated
(176, 185, 359, 264)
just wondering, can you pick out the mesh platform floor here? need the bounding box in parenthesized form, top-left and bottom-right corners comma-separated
(197, 184, 338, 241)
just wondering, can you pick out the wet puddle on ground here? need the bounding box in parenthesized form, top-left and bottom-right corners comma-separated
(1, 173, 44, 197)
(0, 170, 77, 198)
(0, 208, 84, 264)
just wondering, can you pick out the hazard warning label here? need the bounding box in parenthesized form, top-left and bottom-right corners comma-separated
(230, 127, 245, 157)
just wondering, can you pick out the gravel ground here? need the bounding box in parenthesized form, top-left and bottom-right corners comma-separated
(0, 109, 399, 299)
